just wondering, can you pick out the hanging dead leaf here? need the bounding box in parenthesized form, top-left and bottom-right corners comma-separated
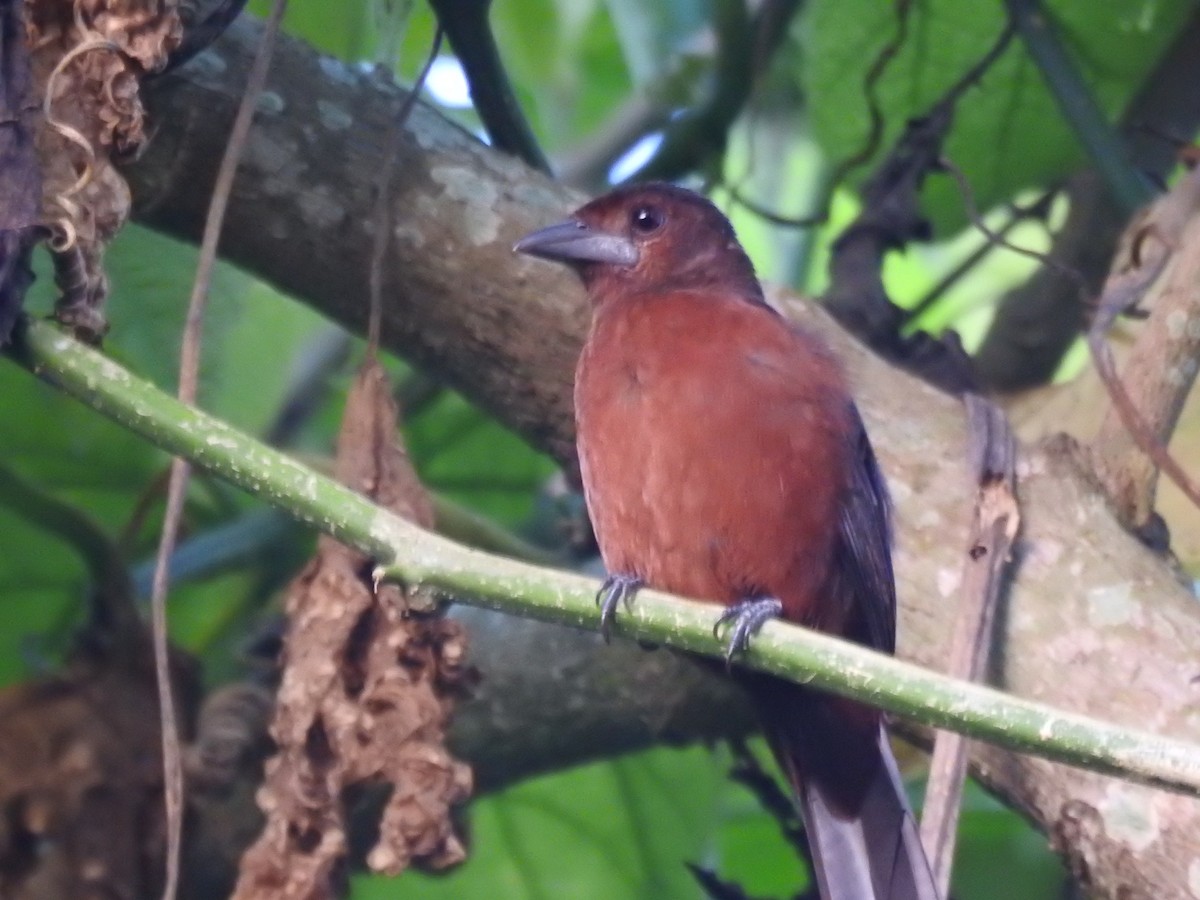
(234, 359, 473, 899)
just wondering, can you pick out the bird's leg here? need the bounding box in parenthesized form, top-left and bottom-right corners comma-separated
(596, 573, 643, 642)
(713, 596, 783, 666)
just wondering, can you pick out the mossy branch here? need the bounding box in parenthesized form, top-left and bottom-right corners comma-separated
(8, 315, 1200, 798)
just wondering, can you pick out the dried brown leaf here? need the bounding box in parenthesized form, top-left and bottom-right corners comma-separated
(25, 0, 181, 337)
(234, 359, 472, 898)
(0, 637, 201, 900)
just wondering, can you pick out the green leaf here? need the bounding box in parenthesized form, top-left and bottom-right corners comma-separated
(604, 0, 709, 86)
(0, 508, 85, 683)
(407, 390, 558, 528)
(952, 781, 1067, 899)
(491, 0, 632, 149)
(0, 226, 329, 681)
(704, 741, 809, 896)
(248, 0, 373, 61)
(353, 745, 733, 899)
(802, 0, 1194, 233)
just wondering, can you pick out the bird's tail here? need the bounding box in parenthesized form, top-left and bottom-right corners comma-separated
(747, 674, 940, 900)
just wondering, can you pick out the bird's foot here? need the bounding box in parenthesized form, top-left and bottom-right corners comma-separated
(596, 573, 643, 642)
(713, 596, 783, 666)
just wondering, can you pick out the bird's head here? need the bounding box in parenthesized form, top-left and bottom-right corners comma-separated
(514, 183, 763, 305)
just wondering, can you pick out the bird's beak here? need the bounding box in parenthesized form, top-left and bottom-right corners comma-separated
(513, 219, 638, 267)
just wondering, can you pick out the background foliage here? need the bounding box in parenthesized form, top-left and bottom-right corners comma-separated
(6, 0, 1200, 896)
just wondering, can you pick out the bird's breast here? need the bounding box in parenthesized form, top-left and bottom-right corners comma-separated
(574, 295, 851, 624)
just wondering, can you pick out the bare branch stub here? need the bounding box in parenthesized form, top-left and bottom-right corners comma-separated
(1088, 162, 1200, 529)
(918, 394, 1019, 895)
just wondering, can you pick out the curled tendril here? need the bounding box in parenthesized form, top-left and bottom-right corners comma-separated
(42, 36, 124, 251)
(46, 218, 78, 253)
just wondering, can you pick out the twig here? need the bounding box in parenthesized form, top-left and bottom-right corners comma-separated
(1088, 163, 1200, 523)
(367, 28, 443, 351)
(938, 157, 1086, 295)
(739, 15, 1014, 234)
(826, 0, 911, 187)
(625, 0, 792, 185)
(0, 456, 138, 639)
(159, 0, 251, 76)
(146, 1, 286, 896)
(728, 740, 808, 862)
(918, 395, 1019, 895)
(11, 318, 1200, 800)
(427, 0, 549, 173)
(821, 23, 1016, 393)
(729, 1, 915, 232)
(726, 186, 825, 230)
(901, 190, 1057, 325)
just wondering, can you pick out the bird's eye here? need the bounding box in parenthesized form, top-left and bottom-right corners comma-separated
(631, 206, 664, 234)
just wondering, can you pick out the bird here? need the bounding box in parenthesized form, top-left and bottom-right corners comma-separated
(514, 182, 939, 900)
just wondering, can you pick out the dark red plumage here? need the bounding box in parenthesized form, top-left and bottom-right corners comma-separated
(515, 183, 939, 900)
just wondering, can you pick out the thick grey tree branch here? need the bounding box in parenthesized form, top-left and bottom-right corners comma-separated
(133, 29, 586, 464)
(123, 20, 1200, 898)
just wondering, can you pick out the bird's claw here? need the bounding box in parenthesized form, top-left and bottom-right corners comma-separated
(597, 573, 643, 642)
(713, 597, 783, 667)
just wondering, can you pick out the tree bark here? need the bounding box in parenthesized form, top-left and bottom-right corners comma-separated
(126, 20, 1200, 899)
(137, 33, 587, 464)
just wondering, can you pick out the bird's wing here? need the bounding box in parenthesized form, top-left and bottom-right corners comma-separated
(833, 405, 897, 654)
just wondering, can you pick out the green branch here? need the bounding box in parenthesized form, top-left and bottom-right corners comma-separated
(8, 316, 1200, 797)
